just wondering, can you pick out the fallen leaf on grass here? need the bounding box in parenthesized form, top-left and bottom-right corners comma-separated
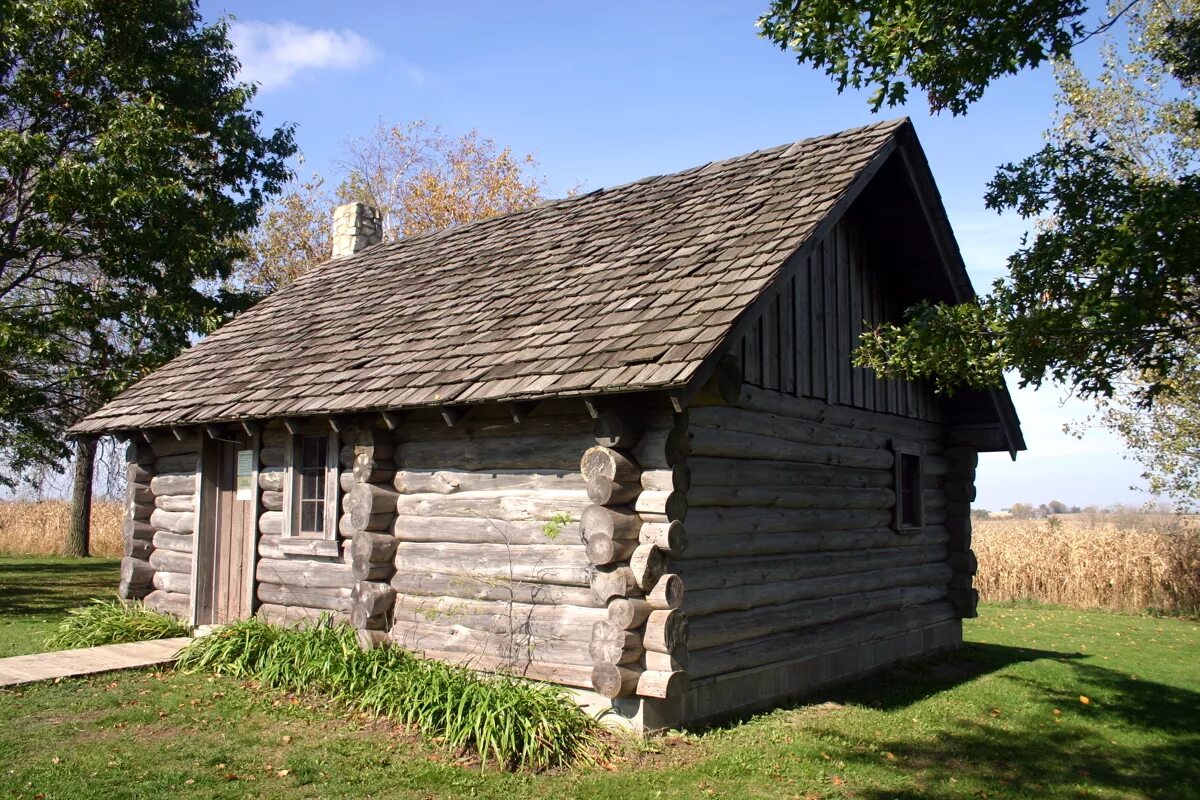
(1079, 696, 1091, 705)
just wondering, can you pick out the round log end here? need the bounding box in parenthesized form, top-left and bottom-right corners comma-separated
(647, 573, 683, 610)
(590, 662, 641, 698)
(591, 565, 639, 603)
(636, 669, 689, 699)
(581, 446, 640, 483)
(644, 608, 689, 653)
(606, 597, 653, 629)
(585, 474, 640, 506)
(629, 544, 666, 591)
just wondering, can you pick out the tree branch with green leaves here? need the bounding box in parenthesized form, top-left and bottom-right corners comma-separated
(761, 0, 1199, 505)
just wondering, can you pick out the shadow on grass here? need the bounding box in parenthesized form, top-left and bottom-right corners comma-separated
(824, 642, 1084, 710)
(696, 642, 1079, 733)
(0, 558, 120, 618)
(812, 645, 1200, 798)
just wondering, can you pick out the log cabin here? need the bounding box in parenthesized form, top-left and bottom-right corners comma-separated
(72, 118, 1023, 731)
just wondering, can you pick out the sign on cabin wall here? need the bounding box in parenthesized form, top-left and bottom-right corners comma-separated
(236, 450, 253, 500)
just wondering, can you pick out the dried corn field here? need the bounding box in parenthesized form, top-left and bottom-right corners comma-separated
(0, 501, 123, 557)
(974, 515, 1200, 615)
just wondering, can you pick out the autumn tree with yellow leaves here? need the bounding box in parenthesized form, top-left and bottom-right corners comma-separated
(241, 119, 550, 291)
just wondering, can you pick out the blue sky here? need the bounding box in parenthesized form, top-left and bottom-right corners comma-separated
(199, 0, 1152, 510)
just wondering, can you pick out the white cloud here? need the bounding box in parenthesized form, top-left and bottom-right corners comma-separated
(228, 20, 379, 91)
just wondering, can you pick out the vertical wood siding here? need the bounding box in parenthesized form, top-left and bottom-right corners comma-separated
(736, 214, 942, 421)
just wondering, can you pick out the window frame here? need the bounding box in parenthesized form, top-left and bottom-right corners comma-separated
(892, 439, 925, 532)
(282, 427, 339, 540)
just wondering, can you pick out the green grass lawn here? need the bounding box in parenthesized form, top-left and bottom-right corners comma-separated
(0, 556, 120, 656)
(0, 557, 1197, 799)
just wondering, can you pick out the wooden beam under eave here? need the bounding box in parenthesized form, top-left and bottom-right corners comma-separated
(241, 420, 262, 437)
(281, 418, 301, 435)
(440, 406, 469, 427)
(583, 398, 604, 419)
(327, 415, 346, 433)
(379, 410, 400, 430)
(508, 401, 538, 424)
(170, 426, 187, 441)
(204, 424, 224, 439)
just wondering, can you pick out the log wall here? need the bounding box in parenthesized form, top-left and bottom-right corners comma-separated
(384, 402, 595, 689)
(733, 211, 942, 421)
(668, 386, 975, 724)
(120, 433, 200, 620)
(580, 407, 689, 700)
(115, 391, 977, 727)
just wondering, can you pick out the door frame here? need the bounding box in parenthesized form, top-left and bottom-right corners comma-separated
(190, 430, 261, 626)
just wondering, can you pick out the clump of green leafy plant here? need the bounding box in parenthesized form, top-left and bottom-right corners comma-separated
(542, 511, 573, 540)
(46, 599, 190, 649)
(176, 617, 602, 770)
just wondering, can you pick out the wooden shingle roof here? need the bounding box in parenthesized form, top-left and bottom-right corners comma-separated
(75, 118, 907, 434)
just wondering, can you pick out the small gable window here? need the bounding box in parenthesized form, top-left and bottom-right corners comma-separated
(893, 441, 924, 532)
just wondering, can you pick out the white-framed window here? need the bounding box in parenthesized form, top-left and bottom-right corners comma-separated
(283, 428, 339, 538)
(893, 440, 924, 532)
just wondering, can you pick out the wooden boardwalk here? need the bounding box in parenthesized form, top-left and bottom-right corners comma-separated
(0, 637, 192, 687)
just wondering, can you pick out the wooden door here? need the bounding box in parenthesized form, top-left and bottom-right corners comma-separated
(195, 436, 256, 625)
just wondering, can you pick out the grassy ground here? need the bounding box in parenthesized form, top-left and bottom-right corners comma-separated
(0, 556, 120, 656)
(0, 559, 1196, 799)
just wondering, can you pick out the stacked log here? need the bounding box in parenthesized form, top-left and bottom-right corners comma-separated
(140, 433, 199, 618)
(676, 391, 958, 684)
(119, 442, 156, 599)
(344, 429, 399, 629)
(583, 410, 690, 700)
(386, 404, 598, 690)
(944, 447, 979, 618)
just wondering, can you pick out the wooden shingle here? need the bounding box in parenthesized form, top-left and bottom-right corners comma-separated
(74, 119, 903, 434)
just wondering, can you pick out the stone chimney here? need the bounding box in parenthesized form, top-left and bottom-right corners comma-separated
(331, 202, 383, 258)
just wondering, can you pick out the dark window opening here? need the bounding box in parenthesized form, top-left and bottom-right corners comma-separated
(298, 435, 327, 536)
(895, 449, 924, 531)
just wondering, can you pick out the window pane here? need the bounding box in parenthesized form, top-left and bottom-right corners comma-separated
(899, 453, 922, 527)
(300, 499, 325, 535)
(295, 435, 329, 536)
(301, 436, 327, 470)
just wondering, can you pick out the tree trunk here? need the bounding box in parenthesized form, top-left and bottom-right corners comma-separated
(65, 436, 97, 558)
